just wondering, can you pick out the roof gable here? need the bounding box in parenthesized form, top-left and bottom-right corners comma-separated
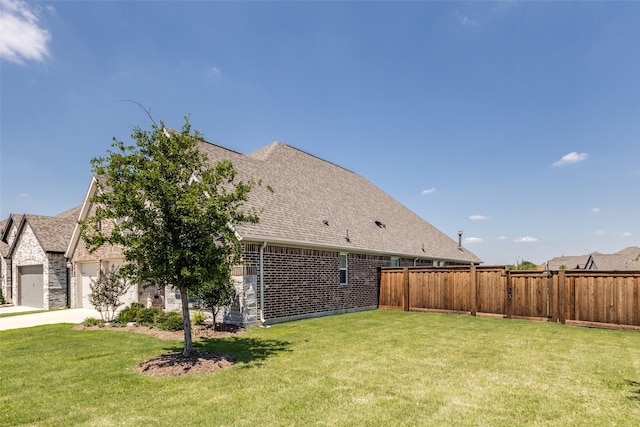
(585, 246, 640, 271)
(9, 214, 78, 256)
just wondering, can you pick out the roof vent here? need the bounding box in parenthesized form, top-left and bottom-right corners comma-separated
(375, 221, 386, 229)
(345, 229, 350, 242)
(322, 219, 329, 226)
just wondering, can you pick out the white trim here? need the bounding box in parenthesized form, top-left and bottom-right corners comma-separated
(65, 176, 99, 259)
(339, 253, 348, 285)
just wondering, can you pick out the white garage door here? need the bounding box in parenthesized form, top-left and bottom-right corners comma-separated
(19, 265, 44, 308)
(78, 262, 97, 308)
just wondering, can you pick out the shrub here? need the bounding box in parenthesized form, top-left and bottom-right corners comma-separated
(114, 304, 142, 325)
(82, 317, 104, 327)
(192, 310, 207, 326)
(0, 288, 5, 305)
(88, 266, 132, 322)
(135, 308, 161, 327)
(114, 303, 182, 331)
(155, 311, 184, 331)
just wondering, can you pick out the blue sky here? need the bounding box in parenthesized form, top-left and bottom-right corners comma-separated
(1, 1, 638, 265)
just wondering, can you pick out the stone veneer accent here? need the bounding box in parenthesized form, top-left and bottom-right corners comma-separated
(1, 256, 11, 304)
(11, 223, 67, 309)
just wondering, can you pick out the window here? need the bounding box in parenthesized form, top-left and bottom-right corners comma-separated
(390, 257, 399, 267)
(339, 253, 348, 285)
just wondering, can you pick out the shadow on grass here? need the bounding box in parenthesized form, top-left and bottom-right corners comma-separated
(626, 380, 640, 402)
(184, 336, 293, 367)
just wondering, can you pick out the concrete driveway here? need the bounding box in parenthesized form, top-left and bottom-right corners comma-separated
(0, 306, 102, 331)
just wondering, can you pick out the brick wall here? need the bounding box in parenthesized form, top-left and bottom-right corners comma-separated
(242, 243, 388, 324)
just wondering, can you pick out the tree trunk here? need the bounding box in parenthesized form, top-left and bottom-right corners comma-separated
(179, 286, 193, 356)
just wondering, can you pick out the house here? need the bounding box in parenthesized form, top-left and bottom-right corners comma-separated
(1, 214, 23, 304)
(1, 208, 81, 309)
(64, 179, 150, 310)
(66, 139, 482, 326)
(544, 254, 590, 270)
(545, 246, 640, 271)
(583, 246, 640, 271)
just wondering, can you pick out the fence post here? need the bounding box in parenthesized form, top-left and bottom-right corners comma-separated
(470, 265, 477, 316)
(557, 270, 566, 324)
(505, 268, 512, 319)
(403, 267, 410, 311)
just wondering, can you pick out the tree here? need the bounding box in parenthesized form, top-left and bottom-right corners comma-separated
(507, 259, 539, 270)
(192, 266, 236, 331)
(88, 265, 131, 322)
(80, 116, 260, 356)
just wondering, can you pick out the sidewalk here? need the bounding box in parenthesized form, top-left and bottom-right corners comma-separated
(0, 306, 102, 331)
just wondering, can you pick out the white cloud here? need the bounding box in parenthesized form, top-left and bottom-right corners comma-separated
(497, 236, 508, 240)
(0, 0, 51, 65)
(622, 232, 632, 237)
(592, 230, 606, 235)
(464, 237, 483, 244)
(514, 236, 538, 243)
(18, 192, 30, 198)
(552, 152, 588, 167)
(454, 10, 477, 27)
(590, 207, 600, 214)
(469, 214, 490, 221)
(460, 16, 476, 26)
(211, 66, 221, 76)
(421, 187, 436, 195)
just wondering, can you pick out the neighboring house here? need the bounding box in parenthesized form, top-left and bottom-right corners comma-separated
(545, 246, 640, 271)
(545, 255, 590, 270)
(67, 139, 482, 326)
(584, 246, 640, 271)
(1, 214, 23, 304)
(3, 208, 80, 309)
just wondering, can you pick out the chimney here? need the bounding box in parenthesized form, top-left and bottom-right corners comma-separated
(458, 230, 463, 249)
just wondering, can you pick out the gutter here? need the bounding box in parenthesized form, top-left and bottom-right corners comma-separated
(243, 236, 481, 265)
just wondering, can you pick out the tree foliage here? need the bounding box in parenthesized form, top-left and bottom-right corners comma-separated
(192, 267, 236, 331)
(88, 265, 131, 322)
(507, 260, 539, 270)
(80, 116, 260, 355)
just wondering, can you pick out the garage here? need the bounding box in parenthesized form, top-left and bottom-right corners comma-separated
(103, 260, 138, 308)
(78, 262, 97, 308)
(19, 265, 44, 308)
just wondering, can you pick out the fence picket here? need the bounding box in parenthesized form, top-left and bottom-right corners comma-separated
(379, 266, 640, 331)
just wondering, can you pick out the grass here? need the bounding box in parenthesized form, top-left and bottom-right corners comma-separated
(1, 309, 640, 426)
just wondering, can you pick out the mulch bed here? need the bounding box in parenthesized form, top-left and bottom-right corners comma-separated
(73, 323, 244, 377)
(134, 350, 235, 377)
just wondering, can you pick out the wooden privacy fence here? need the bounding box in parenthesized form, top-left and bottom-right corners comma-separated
(379, 266, 640, 331)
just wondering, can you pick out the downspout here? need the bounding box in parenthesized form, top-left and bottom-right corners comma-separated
(259, 241, 269, 327)
(65, 262, 70, 308)
(414, 257, 418, 267)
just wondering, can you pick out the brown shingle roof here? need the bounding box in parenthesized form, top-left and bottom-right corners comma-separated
(55, 205, 82, 220)
(545, 255, 590, 270)
(197, 140, 482, 263)
(21, 214, 78, 254)
(588, 246, 640, 270)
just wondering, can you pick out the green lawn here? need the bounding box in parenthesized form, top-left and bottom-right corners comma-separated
(1, 310, 639, 426)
